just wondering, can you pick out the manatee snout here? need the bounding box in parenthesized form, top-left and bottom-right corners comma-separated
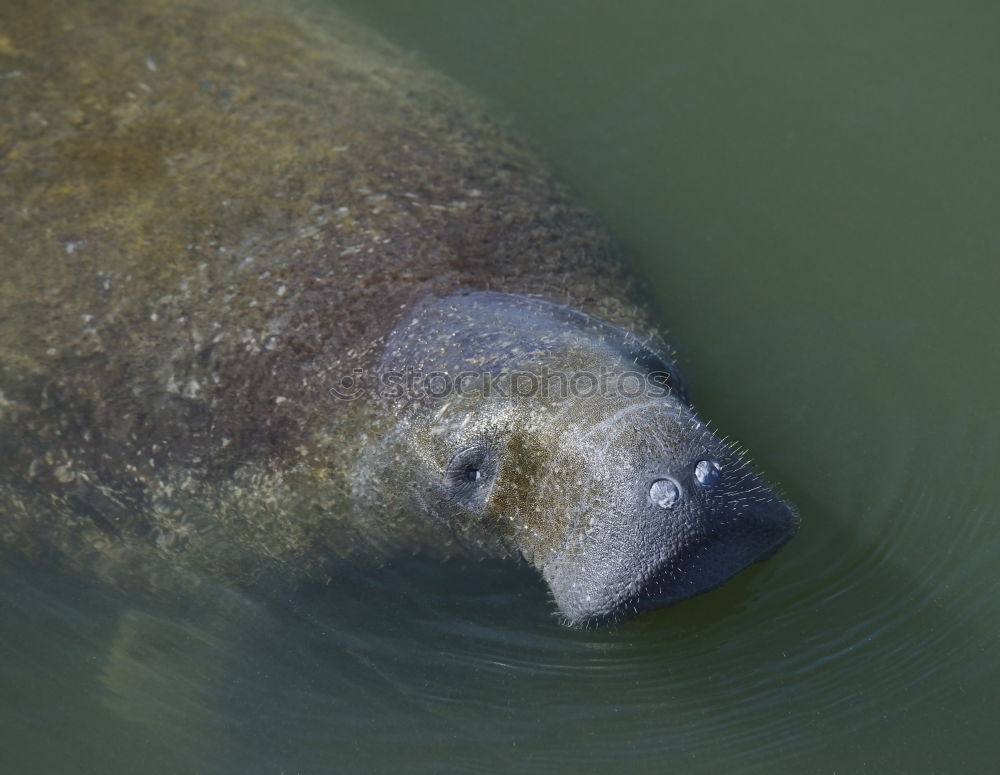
(540, 399, 800, 626)
(362, 291, 799, 626)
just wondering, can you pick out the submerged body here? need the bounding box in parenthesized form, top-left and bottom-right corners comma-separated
(0, 0, 797, 624)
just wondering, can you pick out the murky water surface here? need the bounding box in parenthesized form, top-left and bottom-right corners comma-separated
(3, 1, 999, 772)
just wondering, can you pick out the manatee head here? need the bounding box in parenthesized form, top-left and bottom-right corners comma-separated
(355, 292, 799, 626)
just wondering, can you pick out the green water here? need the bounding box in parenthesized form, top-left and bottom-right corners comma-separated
(3, 1, 999, 772)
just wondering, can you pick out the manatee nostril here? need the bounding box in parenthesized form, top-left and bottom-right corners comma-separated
(694, 459, 721, 489)
(649, 478, 681, 509)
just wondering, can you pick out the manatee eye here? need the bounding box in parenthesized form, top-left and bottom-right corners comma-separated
(649, 478, 681, 509)
(446, 443, 497, 509)
(694, 459, 721, 489)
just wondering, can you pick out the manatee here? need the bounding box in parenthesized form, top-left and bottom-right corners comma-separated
(0, 0, 798, 626)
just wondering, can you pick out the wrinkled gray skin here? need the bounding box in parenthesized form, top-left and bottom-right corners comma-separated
(0, 0, 798, 627)
(357, 292, 798, 626)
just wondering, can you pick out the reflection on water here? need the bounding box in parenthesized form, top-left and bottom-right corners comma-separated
(3, 0, 1000, 771)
